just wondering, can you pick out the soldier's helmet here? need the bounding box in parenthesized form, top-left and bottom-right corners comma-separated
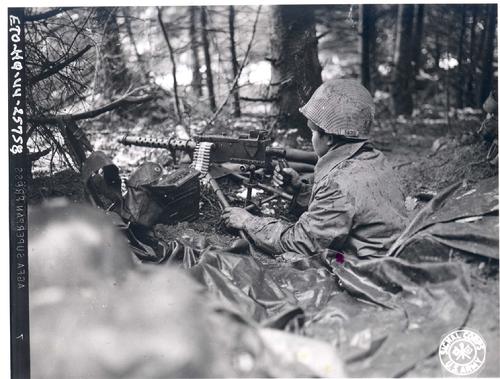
(299, 79, 375, 139)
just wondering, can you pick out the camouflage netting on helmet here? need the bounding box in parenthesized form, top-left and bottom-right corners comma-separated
(299, 78, 375, 139)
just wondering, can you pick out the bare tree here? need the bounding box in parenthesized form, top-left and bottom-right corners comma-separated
(391, 4, 414, 116)
(205, 6, 261, 128)
(269, 5, 322, 133)
(412, 4, 425, 77)
(456, 5, 466, 108)
(95, 7, 131, 96)
(158, 7, 183, 123)
(465, 6, 479, 107)
(228, 6, 241, 117)
(360, 4, 376, 93)
(189, 7, 203, 97)
(479, 4, 497, 105)
(123, 8, 149, 82)
(201, 6, 217, 112)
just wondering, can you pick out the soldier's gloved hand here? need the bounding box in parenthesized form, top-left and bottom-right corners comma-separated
(221, 207, 254, 230)
(272, 166, 302, 194)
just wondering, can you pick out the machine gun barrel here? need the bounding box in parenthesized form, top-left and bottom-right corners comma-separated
(120, 135, 198, 152)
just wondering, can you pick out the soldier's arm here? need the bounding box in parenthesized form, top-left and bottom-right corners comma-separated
(290, 175, 314, 215)
(244, 179, 354, 256)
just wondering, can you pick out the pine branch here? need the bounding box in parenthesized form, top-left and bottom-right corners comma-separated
(29, 44, 92, 85)
(29, 89, 154, 124)
(25, 7, 75, 22)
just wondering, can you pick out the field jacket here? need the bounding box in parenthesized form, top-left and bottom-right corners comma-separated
(243, 141, 408, 257)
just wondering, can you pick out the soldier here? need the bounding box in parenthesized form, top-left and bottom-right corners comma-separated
(222, 79, 408, 258)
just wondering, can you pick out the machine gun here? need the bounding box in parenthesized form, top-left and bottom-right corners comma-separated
(120, 130, 316, 171)
(119, 130, 317, 243)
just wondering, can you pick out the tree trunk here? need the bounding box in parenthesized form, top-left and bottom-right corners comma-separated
(189, 7, 203, 97)
(229, 6, 241, 117)
(359, 5, 376, 93)
(433, 30, 441, 71)
(479, 4, 497, 105)
(477, 6, 489, 60)
(412, 4, 425, 77)
(122, 8, 148, 82)
(465, 6, 478, 107)
(392, 5, 400, 63)
(95, 7, 130, 96)
(391, 4, 414, 116)
(200, 6, 217, 112)
(157, 7, 182, 123)
(474, 4, 488, 103)
(269, 5, 322, 134)
(456, 5, 466, 108)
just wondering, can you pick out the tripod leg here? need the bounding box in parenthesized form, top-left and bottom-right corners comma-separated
(206, 172, 254, 252)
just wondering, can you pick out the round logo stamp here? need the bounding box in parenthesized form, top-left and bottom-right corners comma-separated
(439, 328, 486, 376)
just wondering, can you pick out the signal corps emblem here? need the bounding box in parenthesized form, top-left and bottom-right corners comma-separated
(439, 329, 486, 376)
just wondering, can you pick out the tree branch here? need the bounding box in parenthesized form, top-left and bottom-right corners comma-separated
(240, 96, 277, 102)
(316, 31, 330, 41)
(28, 147, 51, 162)
(25, 7, 75, 22)
(29, 44, 92, 85)
(28, 90, 154, 124)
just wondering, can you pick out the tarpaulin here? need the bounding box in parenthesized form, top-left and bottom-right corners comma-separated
(157, 242, 472, 377)
(389, 176, 498, 261)
(152, 177, 498, 377)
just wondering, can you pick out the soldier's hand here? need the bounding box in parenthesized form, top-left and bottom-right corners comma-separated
(221, 207, 253, 230)
(272, 167, 301, 194)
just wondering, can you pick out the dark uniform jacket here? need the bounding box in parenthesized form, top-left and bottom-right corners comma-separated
(243, 141, 408, 257)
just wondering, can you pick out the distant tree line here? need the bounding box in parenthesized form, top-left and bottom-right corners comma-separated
(358, 4, 497, 115)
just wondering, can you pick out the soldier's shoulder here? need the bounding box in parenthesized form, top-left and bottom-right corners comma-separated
(339, 146, 384, 170)
(354, 144, 385, 160)
(331, 148, 391, 185)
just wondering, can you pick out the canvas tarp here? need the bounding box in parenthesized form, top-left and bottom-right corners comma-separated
(154, 176, 497, 377)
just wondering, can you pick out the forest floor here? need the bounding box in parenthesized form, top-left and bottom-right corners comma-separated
(28, 103, 499, 376)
